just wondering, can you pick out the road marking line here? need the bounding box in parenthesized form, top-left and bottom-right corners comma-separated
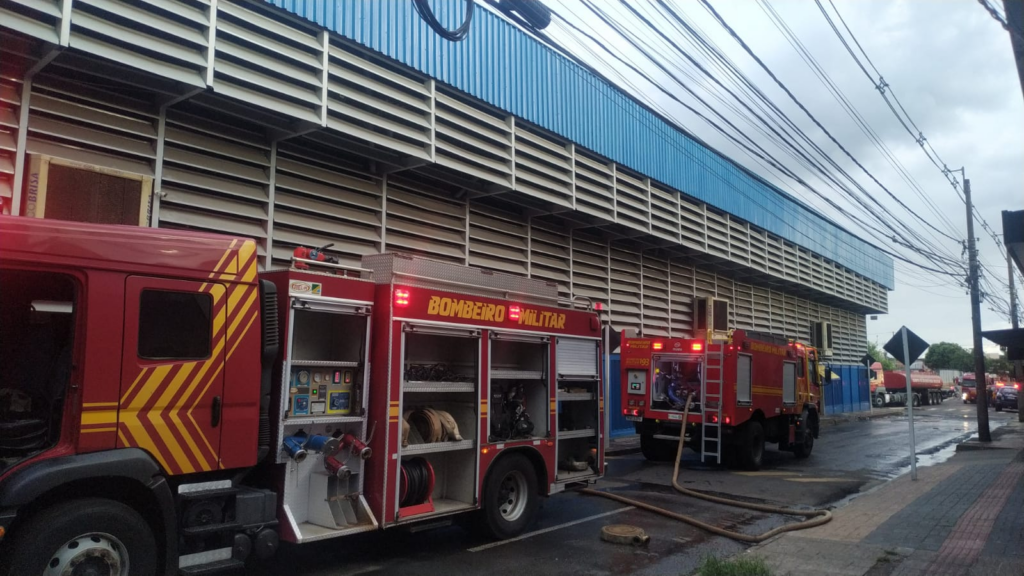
(784, 477, 852, 483)
(467, 506, 636, 552)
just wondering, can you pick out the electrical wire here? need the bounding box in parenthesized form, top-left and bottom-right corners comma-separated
(579, 1, 965, 279)
(414, 0, 474, 42)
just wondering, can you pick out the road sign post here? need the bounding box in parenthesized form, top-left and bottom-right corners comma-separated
(884, 326, 929, 481)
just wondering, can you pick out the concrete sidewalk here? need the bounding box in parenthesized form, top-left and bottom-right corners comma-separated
(744, 422, 1024, 576)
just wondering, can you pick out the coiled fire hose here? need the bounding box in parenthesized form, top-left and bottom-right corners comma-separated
(580, 394, 831, 543)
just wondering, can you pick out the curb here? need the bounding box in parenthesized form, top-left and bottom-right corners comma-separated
(955, 442, 1014, 452)
(820, 408, 903, 426)
(606, 444, 641, 457)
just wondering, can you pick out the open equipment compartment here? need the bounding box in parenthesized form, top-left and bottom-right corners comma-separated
(265, 265, 379, 543)
(397, 324, 481, 519)
(555, 336, 602, 482)
(489, 332, 550, 441)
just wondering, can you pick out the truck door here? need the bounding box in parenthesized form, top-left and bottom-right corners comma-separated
(119, 276, 227, 474)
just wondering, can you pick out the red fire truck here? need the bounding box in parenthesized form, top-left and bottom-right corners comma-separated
(620, 330, 823, 470)
(0, 217, 604, 575)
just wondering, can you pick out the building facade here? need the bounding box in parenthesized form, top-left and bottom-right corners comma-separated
(0, 0, 888, 411)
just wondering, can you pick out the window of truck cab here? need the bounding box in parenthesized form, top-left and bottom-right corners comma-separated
(137, 290, 213, 360)
(0, 269, 78, 473)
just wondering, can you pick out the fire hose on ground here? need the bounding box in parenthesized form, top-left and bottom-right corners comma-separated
(580, 394, 832, 543)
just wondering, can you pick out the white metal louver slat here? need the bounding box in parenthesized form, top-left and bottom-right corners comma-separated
(433, 89, 513, 189)
(728, 219, 750, 266)
(704, 209, 729, 259)
(530, 223, 571, 297)
(609, 245, 642, 334)
(514, 125, 573, 209)
(573, 151, 614, 220)
(385, 177, 466, 263)
(737, 354, 752, 404)
(649, 184, 680, 242)
(642, 256, 670, 337)
(614, 169, 649, 232)
(570, 235, 609, 308)
(556, 337, 598, 377)
(159, 112, 269, 254)
(716, 277, 735, 329)
(752, 287, 771, 332)
(468, 202, 528, 275)
(748, 226, 768, 273)
(272, 143, 382, 268)
(69, 0, 208, 88)
(734, 283, 754, 330)
(211, 1, 322, 122)
(25, 82, 157, 177)
(669, 262, 695, 337)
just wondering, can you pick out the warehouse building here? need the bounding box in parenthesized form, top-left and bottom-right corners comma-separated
(0, 0, 890, 415)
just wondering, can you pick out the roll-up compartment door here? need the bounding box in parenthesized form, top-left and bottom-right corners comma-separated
(783, 362, 797, 404)
(556, 337, 598, 377)
(737, 354, 752, 404)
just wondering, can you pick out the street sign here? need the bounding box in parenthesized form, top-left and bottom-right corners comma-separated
(884, 327, 928, 366)
(860, 353, 876, 366)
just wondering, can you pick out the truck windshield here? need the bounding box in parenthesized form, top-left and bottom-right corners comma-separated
(0, 269, 77, 473)
(651, 357, 702, 411)
(961, 380, 976, 388)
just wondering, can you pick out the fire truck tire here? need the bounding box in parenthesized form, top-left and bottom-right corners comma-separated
(2, 497, 157, 576)
(794, 429, 814, 459)
(737, 421, 765, 471)
(873, 394, 885, 408)
(912, 394, 921, 408)
(481, 453, 540, 539)
(640, 433, 677, 462)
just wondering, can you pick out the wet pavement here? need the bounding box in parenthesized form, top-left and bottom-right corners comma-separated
(251, 402, 1016, 576)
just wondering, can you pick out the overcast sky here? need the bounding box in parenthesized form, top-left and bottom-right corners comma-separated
(543, 0, 1023, 353)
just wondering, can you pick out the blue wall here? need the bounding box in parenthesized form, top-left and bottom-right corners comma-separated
(823, 365, 871, 415)
(266, 0, 894, 289)
(608, 355, 635, 439)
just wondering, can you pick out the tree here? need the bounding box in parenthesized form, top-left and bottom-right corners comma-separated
(867, 341, 896, 371)
(988, 354, 1011, 376)
(924, 342, 972, 372)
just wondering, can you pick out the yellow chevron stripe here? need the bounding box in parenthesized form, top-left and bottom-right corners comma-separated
(752, 387, 783, 396)
(82, 427, 117, 433)
(175, 339, 227, 470)
(151, 363, 199, 473)
(81, 410, 118, 425)
(83, 402, 118, 408)
(123, 365, 174, 472)
(226, 306, 258, 361)
(120, 368, 150, 405)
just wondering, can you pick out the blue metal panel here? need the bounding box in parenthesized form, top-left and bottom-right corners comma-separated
(823, 365, 870, 414)
(608, 355, 634, 439)
(268, 0, 895, 288)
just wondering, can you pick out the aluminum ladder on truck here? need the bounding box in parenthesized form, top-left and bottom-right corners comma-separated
(700, 343, 725, 464)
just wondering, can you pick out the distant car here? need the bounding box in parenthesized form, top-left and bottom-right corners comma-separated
(994, 384, 1019, 412)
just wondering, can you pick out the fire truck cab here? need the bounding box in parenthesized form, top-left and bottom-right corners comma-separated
(621, 329, 823, 470)
(0, 217, 604, 575)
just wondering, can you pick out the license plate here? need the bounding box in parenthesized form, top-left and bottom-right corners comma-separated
(624, 416, 642, 422)
(668, 414, 682, 421)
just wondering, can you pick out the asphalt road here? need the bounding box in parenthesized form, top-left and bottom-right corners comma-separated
(251, 402, 1016, 576)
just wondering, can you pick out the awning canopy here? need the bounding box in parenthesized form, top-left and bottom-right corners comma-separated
(982, 327, 1024, 361)
(1004, 210, 1024, 278)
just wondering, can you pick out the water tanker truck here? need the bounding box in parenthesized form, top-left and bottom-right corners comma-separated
(870, 364, 945, 407)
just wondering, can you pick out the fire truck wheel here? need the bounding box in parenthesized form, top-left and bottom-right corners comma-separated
(912, 394, 921, 408)
(737, 420, 765, 471)
(640, 433, 677, 462)
(794, 429, 814, 459)
(2, 497, 157, 576)
(481, 453, 539, 539)
(873, 395, 885, 408)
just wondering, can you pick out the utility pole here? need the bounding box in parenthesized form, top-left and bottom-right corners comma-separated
(1009, 250, 1023, 421)
(965, 178, 991, 441)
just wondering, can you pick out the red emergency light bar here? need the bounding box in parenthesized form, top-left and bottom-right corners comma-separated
(652, 342, 663, 350)
(509, 305, 521, 321)
(691, 343, 703, 351)
(394, 289, 410, 307)
(594, 302, 604, 311)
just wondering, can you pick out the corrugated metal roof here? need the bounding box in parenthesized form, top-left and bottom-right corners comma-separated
(266, 0, 894, 289)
